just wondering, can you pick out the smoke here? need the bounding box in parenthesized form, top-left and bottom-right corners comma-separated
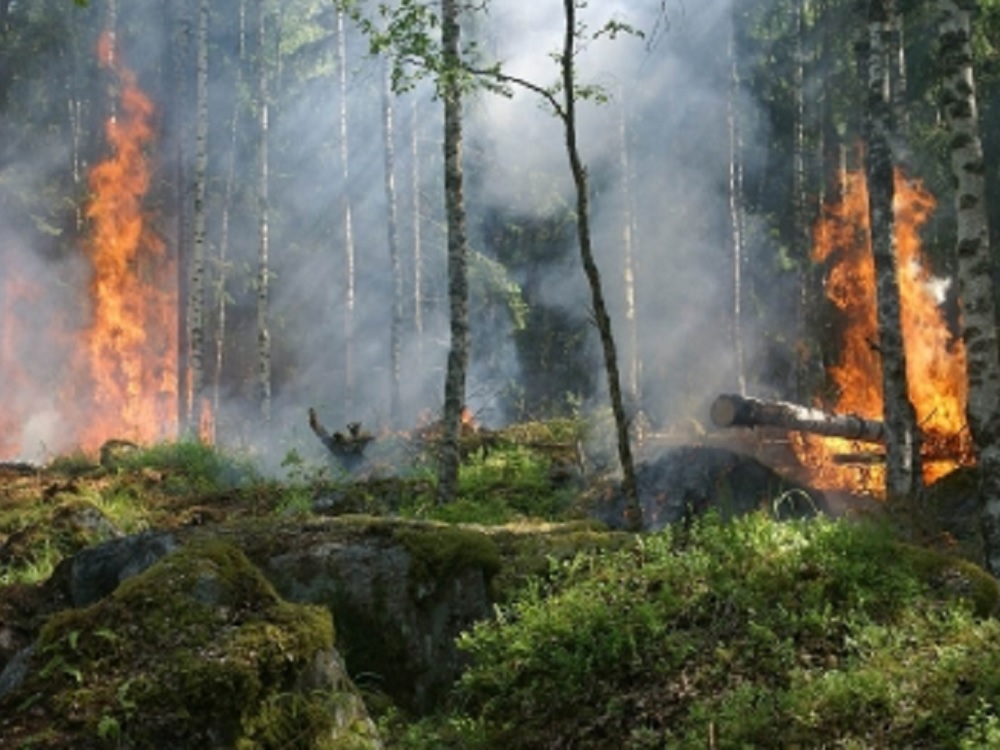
(0, 0, 779, 468)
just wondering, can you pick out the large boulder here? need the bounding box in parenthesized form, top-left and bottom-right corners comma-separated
(0, 539, 382, 749)
(232, 516, 502, 715)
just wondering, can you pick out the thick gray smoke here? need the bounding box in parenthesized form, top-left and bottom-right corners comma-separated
(0, 0, 768, 469)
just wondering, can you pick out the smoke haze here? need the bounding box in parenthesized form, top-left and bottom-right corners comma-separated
(0, 0, 782, 469)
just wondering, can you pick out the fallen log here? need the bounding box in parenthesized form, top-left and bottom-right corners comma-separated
(710, 393, 886, 444)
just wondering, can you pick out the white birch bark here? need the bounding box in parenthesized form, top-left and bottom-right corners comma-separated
(213, 0, 247, 423)
(188, 0, 209, 438)
(382, 57, 403, 426)
(865, 0, 921, 498)
(939, 0, 1000, 573)
(336, 8, 357, 414)
(255, 0, 272, 424)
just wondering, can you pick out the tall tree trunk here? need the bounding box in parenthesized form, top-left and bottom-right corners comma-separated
(436, 0, 470, 505)
(865, 0, 921, 499)
(382, 57, 403, 426)
(213, 0, 247, 425)
(792, 0, 810, 401)
(617, 88, 641, 412)
(410, 95, 425, 371)
(939, 0, 1000, 574)
(255, 0, 272, 424)
(336, 7, 357, 414)
(173, 0, 192, 438)
(560, 0, 641, 531)
(728, 6, 747, 396)
(188, 0, 209, 439)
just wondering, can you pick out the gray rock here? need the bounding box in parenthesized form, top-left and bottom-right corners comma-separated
(259, 521, 497, 714)
(0, 645, 34, 700)
(67, 531, 179, 607)
(593, 446, 828, 531)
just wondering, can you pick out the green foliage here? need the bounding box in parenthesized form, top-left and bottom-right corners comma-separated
(115, 440, 259, 493)
(424, 514, 1000, 749)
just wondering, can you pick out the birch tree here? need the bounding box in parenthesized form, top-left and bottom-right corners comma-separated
(382, 56, 403, 426)
(255, 0, 272, 424)
(188, 0, 209, 437)
(728, 5, 747, 396)
(213, 0, 248, 423)
(864, 0, 921, 499)
(336, 6, 357, 414)
(939, 0, 1000, 573)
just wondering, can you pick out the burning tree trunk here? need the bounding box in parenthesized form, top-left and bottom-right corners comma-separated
(864, 0, 921, 498)
(710, 393, 887, 443)
(939, 0, 1000, 574)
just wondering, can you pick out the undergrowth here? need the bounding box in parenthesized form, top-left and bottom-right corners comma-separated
(390, 513, 1000, 750)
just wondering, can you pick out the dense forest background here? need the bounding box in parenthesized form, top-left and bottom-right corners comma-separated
(1, 0, 999, 467)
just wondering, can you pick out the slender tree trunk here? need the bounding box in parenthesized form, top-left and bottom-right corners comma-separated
(891, 9, 909, 145)
(939, 0, 1000, 573)
(560, 0, 641, 530)
(256, 0, 272, 424)
(436, 0, 470, 505)
(617, 89, 641, 411)
(213, 0, 247, 424)
(865, 0, 921, 499)
(173, 0, 191, 438)
(792, 0, 810, 401)
(336, 8, 357, 414)
(410, 95, 425, 370)
(382, 57, 403, 426)
(188, 0, 209, 439)
(728, 7, 747, 396)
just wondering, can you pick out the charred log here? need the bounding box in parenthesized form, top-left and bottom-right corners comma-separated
(308, 408, 373, 472)
(710, 393, 887, 443)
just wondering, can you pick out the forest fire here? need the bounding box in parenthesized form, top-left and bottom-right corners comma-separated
(0, 31, 176, 460)
(75, 31, 178, 450)
(794, 168, 973, 492)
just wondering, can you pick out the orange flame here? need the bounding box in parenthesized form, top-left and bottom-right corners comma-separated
(71, 30, 177, 452)
(796, 166, 972, 492)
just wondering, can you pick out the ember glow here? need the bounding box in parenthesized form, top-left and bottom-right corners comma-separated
(0, 31, 177, 460)
(795, 167, 973, 492)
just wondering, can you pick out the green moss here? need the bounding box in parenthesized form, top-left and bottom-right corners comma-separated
(487, 522, 635, 603)
(1, 539, 370, 749)
(393, 524, 502, 594)
(896, 542, 1000, 617)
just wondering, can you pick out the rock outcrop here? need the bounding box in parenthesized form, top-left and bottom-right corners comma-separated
(0, 539, 383, 749)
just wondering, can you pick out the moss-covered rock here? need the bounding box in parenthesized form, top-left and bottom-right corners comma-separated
(0, 539, 382, 749)
(245, 516, 499, 715)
